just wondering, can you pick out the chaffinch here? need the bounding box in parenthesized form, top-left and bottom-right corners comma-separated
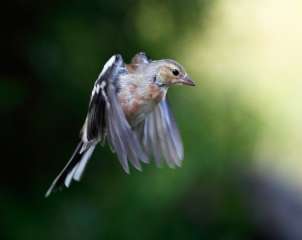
(46, 52, 195, 197)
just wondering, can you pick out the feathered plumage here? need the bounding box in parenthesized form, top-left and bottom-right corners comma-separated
(45, 52, 195, 197)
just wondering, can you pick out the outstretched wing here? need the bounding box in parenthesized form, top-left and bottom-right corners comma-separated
(81, 54, 148, 173)
(142, 99, 184, 167)
(81, 55, 123, 143)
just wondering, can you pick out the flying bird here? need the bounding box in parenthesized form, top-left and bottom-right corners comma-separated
(45, 52, 195, 197)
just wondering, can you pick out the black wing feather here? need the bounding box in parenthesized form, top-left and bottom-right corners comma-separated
(83, 55, 125, 142)
(86, 89, 106, 141)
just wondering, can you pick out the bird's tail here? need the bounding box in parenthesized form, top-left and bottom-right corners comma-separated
(45, 141, 96, 197)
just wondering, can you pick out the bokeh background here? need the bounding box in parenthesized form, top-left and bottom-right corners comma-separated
(2, 0, 302, 239)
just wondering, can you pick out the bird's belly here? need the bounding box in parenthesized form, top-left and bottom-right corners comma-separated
(118, 85, 165, 127)
(121, 98, 157, 127)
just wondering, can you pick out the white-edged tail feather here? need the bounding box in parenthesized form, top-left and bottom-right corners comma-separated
(45, 142, 96, 197)
(73, 144, 96, 181)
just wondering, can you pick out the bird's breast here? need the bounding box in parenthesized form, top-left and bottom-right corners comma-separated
(118, 82, 166, 126)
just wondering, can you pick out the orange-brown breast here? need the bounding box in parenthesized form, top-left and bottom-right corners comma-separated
(146, 84, 165, 103)
(120, 96, 145, 120)
(118, 82, 165, 122)
(118, 83, 143, 120)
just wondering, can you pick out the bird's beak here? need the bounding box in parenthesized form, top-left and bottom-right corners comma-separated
(180, 75, 195, 86)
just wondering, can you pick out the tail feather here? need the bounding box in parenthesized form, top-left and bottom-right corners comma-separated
(45, 141, 96, 197)
(73, 145, 96, 181)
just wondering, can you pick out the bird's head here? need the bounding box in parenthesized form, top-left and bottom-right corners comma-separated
(154, 60, 195, 87)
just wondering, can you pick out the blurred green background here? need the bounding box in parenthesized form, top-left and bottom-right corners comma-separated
(2, 0, 302, 239)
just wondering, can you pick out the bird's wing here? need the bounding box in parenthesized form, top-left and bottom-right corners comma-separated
(131, 52, 150, 64)
(142, 99, 184, 167)
(81, 55, 121, 143)
(81, 54, 148, 173)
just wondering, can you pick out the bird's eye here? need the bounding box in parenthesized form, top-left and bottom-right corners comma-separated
(172, 69, 179, 76)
